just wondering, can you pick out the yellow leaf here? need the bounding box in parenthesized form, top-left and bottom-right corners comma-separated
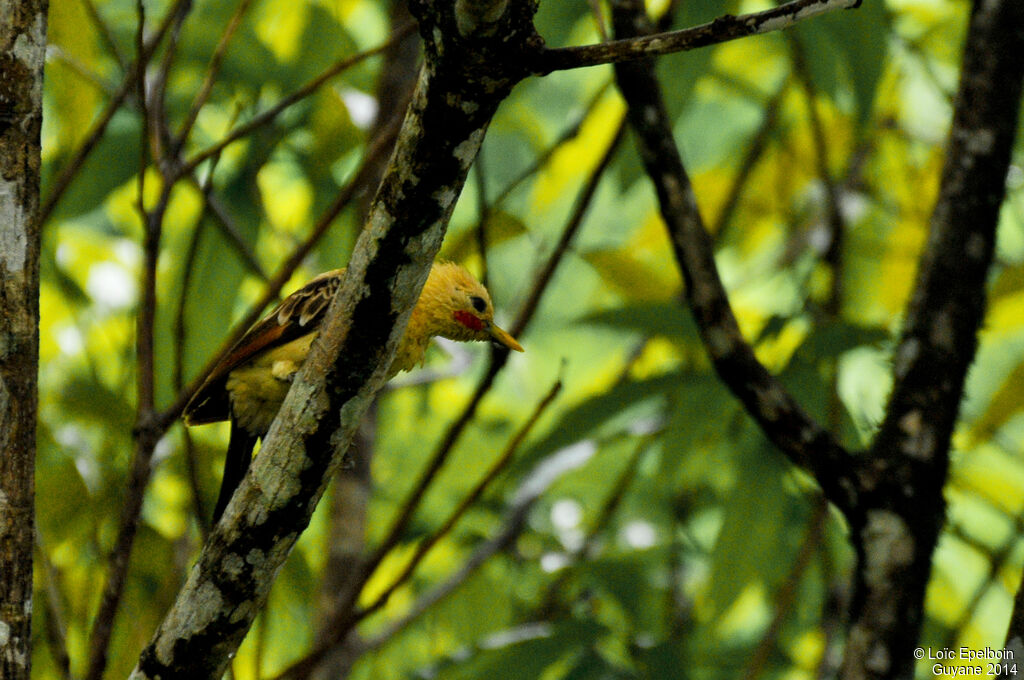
(47, 0, 101, 154)
(582, 248, 678, 302)
(255, 0, 309, 62)
(441, 211, 529, 261)
(965, 360, 1024, 446)
(532, 94, 624, 212)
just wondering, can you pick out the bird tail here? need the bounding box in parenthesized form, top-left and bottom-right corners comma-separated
(213, 416, 257, 522)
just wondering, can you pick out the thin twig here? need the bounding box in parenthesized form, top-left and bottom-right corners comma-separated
(82, 0, 127, 70)
(157, 113, 403, 431)
(174, 159, 225, 532)
(185, 174, 269, 279)
(149, 0, 191, 166)
(84, 6, 172, 675)
(35, 538, 72, 680)
(276, 402, 589, 679)
(744, 496, 829, 679)
(175, 0, 258, 152)
(289, 378, 562, 679)
(181, 22, 416, 176)
(534, 0, 860, 73)
(357, 374, 562, 621)
(490, 81, 611, 208)
(538, 432, 655, 615)
(305, 117, 627, 672)
(610, 0, 856, 514)
(711, 84, 785, 236)
(39, 0, 192, 225)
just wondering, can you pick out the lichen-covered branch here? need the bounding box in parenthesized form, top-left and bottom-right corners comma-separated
(129, 1, 542, 677)
(0, 2, 47, 678)
(845, 2, 1024, 677)
(609, 0, 858, 515)
(535, 0, 860, 73)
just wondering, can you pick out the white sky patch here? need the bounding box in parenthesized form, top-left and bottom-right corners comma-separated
(628, 415, 663, 436)
(514, 440, 596, 506)
(152, 434, 175, 465)
(621, 520, 657, 549)
(540, 552, 569, 573)
(56, 325, 84, 355)
(1008, 164, 1023, 190)
(55, 242, 72, 267)
(551, 498, 582, 531)
(87, 262, 136, 309)
(340, 88, 378, 129)
(479, 623, 552, 650)
(114, 238, 141, 267)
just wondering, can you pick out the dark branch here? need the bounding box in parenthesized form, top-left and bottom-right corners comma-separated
(609, 0, 857, 514)
(535, 0, 859, 74)
(130, 1, 544, 675)
(845, 1, 1024, 676)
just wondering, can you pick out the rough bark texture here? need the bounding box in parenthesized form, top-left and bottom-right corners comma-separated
(129, 1, 541, 677)
(0, 1, 47, 678)
(845, 2, 1024, 677)
(611, 0, 1024, 677)
(119, 0, 921, 676)
(312, 6, 420, 677)
(609, 0, 857, 514)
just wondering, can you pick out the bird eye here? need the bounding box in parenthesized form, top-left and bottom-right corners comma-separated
(470, 295, 487, 313)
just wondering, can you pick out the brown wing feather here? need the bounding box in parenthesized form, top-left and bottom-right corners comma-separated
(183, 269, 344, 425)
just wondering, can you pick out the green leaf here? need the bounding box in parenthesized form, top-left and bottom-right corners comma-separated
(704, 439, 794, 618)
(433, 620, 605, 680)
(43, 111, 140, 222)
(578, 302, 698, 343)
(794, 0, 891, 127)
(516, 372, 684, 472)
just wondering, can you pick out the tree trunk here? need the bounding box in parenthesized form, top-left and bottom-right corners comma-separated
(0, 1, 48, 678)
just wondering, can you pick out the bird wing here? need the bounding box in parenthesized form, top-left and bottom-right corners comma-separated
(183, 269, 345, 425)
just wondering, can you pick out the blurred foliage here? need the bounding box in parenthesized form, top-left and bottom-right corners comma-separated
(34, 0, 1024, 678)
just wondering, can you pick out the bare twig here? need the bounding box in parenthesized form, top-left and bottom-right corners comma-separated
(328, 427, 599, 667)
(360, 375, 562, 618)
(83, 6, 174, 676)
(181, 22, 416, 175)
(299, 118, 627, 675)
(534, 0, 860, 73)
(281, 376, 562, 680)
(711, 85, 785, 236)
(82, 0, 127, 71)
(35, 538, 72, 680)
(156, 114, 402, 431)
(174, 0, 258, 152)
(39, 0, 192, 224)
(609, 0, 856, 514)
(490, 81, 612, 208)
(184, 174, 269, 279)
(744, 496, 829, 679)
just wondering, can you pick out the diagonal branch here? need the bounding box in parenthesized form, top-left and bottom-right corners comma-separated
(535, 0, 860, 73)
(180, 23, 415, 176)
(845, 1, 1024, 676)
(38, 0, 192, 225)
(129, 1, 543, 675)
(609, 0, 857, 514)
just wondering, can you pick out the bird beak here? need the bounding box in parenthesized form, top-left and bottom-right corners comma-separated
(488, 323, 524, 352)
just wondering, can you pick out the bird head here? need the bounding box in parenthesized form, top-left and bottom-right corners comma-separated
(417, 262, 524, 352)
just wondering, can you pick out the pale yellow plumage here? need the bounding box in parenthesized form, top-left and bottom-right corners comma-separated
(183, 261, 523, 520)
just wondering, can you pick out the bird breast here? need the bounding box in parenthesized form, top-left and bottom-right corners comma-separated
(227, 332, 319, 434)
